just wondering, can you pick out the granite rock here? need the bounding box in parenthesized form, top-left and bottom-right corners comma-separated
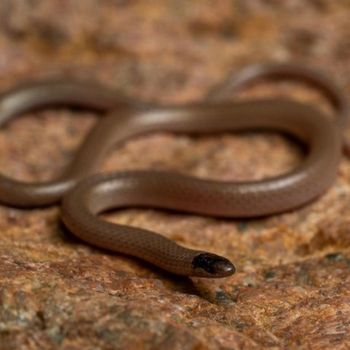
(0, 1, 350, 349)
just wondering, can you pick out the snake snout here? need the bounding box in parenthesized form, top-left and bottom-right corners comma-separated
(192, 253, 235, 278)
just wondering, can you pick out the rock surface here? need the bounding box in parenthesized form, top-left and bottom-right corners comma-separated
(1, 1, 350, 349)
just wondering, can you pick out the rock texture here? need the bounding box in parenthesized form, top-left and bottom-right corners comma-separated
(1, 1, 350, 349)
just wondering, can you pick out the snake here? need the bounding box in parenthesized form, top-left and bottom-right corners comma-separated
(0, 63, 346, 277)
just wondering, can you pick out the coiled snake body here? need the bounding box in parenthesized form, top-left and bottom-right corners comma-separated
(0, 64, 347, 277)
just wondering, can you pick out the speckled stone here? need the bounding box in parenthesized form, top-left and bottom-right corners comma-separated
(0, 1, 350, 349)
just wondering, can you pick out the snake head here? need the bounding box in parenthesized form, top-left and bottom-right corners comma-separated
(191, 253, 235, 278)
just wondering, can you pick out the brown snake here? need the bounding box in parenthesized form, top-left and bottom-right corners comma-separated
(0, 63, 347, 277)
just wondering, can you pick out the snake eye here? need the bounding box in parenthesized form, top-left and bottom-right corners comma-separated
(192, 253, 235, 277)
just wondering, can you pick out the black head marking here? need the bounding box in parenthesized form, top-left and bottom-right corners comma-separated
(192, 253, 235, 277)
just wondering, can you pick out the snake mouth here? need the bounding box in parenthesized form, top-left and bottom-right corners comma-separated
(192, 253, 236, 278)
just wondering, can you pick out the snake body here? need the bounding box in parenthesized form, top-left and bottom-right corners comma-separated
(0, 64, 346, 277)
